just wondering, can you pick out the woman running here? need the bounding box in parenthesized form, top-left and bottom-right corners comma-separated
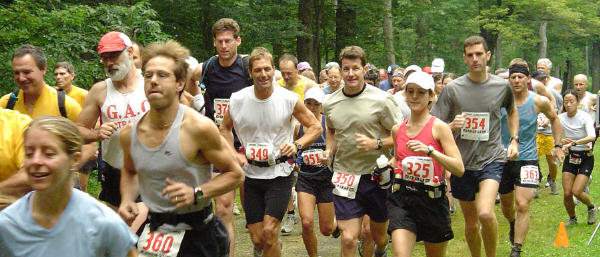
(559, 89, 597, 226)
(0, 116, 137, 256)
(388, 71, 464, 257)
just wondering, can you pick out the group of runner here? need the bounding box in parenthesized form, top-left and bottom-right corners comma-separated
(0, 17, 598, 257)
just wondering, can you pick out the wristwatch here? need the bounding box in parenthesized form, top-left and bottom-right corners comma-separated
(377, 138, 383, 150)
(194, 186, 204, 204)
(427, 145, 435, 156)
(554, 144, 563, 148)
(293, 142, 303, 151)
(510, 136, 520, 143)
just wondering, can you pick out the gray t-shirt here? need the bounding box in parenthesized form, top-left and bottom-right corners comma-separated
(431, 74, 514, 170)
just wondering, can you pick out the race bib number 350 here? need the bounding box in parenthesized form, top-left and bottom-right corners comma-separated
(401, 156, 434, 185)
(213, 98, 229, 126)
(332, 171, 361, 199)
(519, 165, 539, 185)
(137, 224, 185, 257)
(461, 112, 490, 141)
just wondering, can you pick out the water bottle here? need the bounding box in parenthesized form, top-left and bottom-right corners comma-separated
(373, 155, 391, 189)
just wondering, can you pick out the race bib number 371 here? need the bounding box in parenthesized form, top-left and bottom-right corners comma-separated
(137, 224, 185, 257)
(332, 171, 361, 199)
(461, 112, 490, 141)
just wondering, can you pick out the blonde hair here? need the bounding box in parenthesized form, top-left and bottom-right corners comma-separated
(141, 40, 190, 82)
(249, 47, 274, 71)
(25, 116, 83, 156)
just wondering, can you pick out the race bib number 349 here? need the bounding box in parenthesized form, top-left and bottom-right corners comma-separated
(332, 172, 361, 199)
(461, 112, 490, 141)
(246, 143, 275, 165)
(137, 224, 185, 257)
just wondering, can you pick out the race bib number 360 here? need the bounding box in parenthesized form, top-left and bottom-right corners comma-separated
(461, 112, 490, 141)
(401, 156, 434, 185)
(519, 165, 539, 185)
(332, 171, 361, 199)
(213, 98, 229, 126)
(137, 224, 185, 257)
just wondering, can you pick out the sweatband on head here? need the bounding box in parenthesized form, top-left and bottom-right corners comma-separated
(509, 65, 529, 77)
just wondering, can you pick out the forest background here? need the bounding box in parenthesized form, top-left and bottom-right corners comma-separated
(1, 0, 600, 94)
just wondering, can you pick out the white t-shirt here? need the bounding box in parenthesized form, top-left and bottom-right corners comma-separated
(548, 77, 562, 90)
(0, 189, 137, 257)
(392, 91, 411, 119)
(559, 111, 596, 151)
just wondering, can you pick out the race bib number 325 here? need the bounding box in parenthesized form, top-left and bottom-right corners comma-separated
(401, 156, 434, 185)
(137, 224, 185, 257)
(332, 171, 361, 199)
(461, 112, 490, 141)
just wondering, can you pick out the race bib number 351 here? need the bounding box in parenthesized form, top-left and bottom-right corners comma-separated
(332, 171, 361, 199)
(461, 112, 490, 141)
(137, 224, 185, 257)
(520, 165, 539, 185)
(302, 149, 323, 166)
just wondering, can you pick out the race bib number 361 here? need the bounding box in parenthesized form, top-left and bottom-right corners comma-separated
(332, 171, 361, 199)
(137, 224, 185, 257)
(461, 112, 490, 141)
(519, 165, 539, 185)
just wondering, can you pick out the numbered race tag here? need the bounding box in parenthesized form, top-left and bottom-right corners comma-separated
(137, 224, 185, 257)
(519, 165, 539, 185)
(461, 112, 490, 141)
(302, 149, 323, 166)
(332, 171, 361, 199)
(246, 143, 275, 165)
(569, 155, 582, 165)
(213, 98, 229, 126)
(401, 156, 435, 186)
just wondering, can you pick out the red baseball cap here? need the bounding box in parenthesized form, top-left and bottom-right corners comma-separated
(97, 31, 132, 54)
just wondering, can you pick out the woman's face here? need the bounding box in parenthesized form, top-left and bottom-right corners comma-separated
(24, 128, 78, 192)
(563, 94, 578, 114)
(404, 83, 432, 112)
(304, 98, 322, 115)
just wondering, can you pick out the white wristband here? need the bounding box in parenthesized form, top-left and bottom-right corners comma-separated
(193, 94, 205, 115)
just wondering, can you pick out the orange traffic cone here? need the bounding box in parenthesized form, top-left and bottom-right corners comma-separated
(554, 222, 570, 247)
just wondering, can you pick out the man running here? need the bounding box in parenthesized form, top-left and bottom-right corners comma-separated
(220, 47, 321, 257)
(498, 59, 563, 257)
(118, 40, 243, 256)
(537, 58, 563, 93)
(431, 36, 519, 257)
(322, 46, 402, 257)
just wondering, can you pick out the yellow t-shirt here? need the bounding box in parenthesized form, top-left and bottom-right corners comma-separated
(0, 109, 31, 181)
(58, 85, 88, 107)
(278, 77, 307, 100)
(0, 84, 81, 122)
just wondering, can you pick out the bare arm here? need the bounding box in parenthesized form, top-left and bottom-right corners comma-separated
(534, 80, 556, 111)
(292, 98, 322, 149)
(119, 124, 140, 204)
(77, 82, 116, 143)
(432, 120, 464, 177)
(536, 95, 564, 159)
(506, 104, 519, 160)
(219, 109, 247, 166)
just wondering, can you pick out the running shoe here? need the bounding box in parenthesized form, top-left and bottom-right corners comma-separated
(331, 226, 341, 238)
(566, 217, 578, 226)
(510, 246, 522, 257)
(280, 214, 296, 234)
(545, 175, 551, 188)
(588, 205, 597, 225)
(549, 180, 559, 195)
(233, 201, 241, 216)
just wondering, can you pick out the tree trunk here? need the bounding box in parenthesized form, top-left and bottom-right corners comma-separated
(383, 0, 395, 65)
(335, 0, 356, 58)
(415, 18, 426, 64)
(313, 0, 325, 71)
(538, 21, 547, 58)
(494, 32, 502, 70)
(199, 0, 214, 59)
(592, 41, 600, 93)
(297, 0, 315, 65)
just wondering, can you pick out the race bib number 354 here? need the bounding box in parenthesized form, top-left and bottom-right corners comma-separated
(332, 171, 361, 199)
(137, 224, 185, 257)
(461, 112, 490, 141)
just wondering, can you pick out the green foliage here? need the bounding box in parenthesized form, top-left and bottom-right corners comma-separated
(0, 0, 169, 95)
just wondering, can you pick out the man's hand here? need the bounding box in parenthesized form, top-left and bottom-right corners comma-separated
(162, 178, 195, 208)
(236, 152, 249, 168)
(118, 201, 139, 225)
(449, 113, 467, 131)
(507, 141, 519, 161)
(280, 142, 298, 157)
(97, 122, 118, 140)
(320, 150, 331, 166)
(538, 116, 550, 128)
(553, 147, 564, 162)
(355, 133, 376, 151)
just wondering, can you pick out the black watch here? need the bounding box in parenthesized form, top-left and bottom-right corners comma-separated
(555, 144, 563, 148)
(377, 138, 383, 150)
(427, 145, 434, 156)
(194, 187, 204, 204)
(510, 136, 520, 143)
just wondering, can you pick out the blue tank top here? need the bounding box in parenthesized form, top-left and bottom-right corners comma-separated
(296, 116, 331, 176)
(501, 91, 538, 160)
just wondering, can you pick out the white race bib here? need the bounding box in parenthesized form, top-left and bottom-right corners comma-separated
(519, 165, 539, 185)
(569, 155, 582, 165)
(332, 171, 361, 199)
(401, 156, 435, 186)
(461, 112, 490, 141)
(137, 224, 185, 257)
(213, 98, 229, 126)
(301, 149, 323, 166)
(246, 142, 275, 165)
